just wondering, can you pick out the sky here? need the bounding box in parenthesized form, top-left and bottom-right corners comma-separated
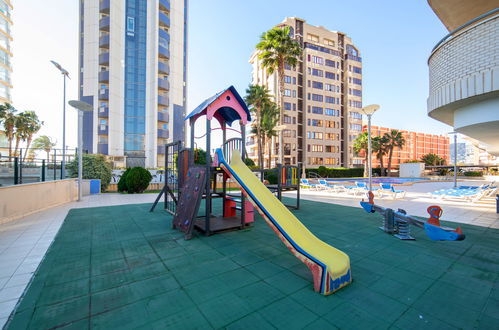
(11, 0, 452, 151)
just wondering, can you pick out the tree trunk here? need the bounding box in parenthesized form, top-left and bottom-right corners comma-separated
(364, 154, 368, 177)
(277, 60, 285, 164)
(268, 137, 273, 169)
(46, 150, 50, 163)
(379, 154, 385, 177)
(14, 136, 21, 158)
(256, 106, 263, 170)
(24, 136, 33, 162)
(386, 147, 394, 177)
(8, 135, 12, 158)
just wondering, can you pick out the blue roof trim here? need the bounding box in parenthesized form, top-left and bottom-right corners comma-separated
(185, 85, 251, 125)
(215, 148, 327, 294)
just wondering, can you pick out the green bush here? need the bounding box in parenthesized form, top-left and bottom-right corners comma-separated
(463, 171, 483, 177)
(117, 168, 131, 192)
(305, 167, 364, 178)
(264, 168, 278, 184)
(125, 167, 152, 193)
(67, 154, 112, 192)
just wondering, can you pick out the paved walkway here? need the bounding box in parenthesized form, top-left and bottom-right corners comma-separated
(0, 193, 156, 327)
(287, 180, 499, 229)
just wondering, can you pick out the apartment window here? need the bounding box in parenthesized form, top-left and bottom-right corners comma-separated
(309, 157, 323, 165)
(283, 115, 292, 124)
(284, 102, 292, 110)
(100, 119, 107, 125)
(325, 121, 337, 128)
(325, 145, 339, 153)
(311, 94, 323, 102)
(351, 100, 362, 108)
(292, 77, 296, 84)
(324, 39, 335, 47)
(351, 89, 362, 96)
(309, 119, 323, 127)
(311, 68, 323, 77)
(311, 55, 324, 65)
(311, 106, 323, 114)
(325, 84, 333, 91)
(283, 129, 296, 138)
(292, 103, 296, 111)
(353, 66, 362, 74)
(353, 78, 362, 85)
(307, 34, 319, 42)
(98, 136, 108, 144)
(309, 145, 323, 152)
(285, 63, 292, 70)
(292, 90, 297, 98)
(350, 111, 362, 119)
(307, 132, 323, 140)
(126, 17, 135, 35)
(312, 81, 323, 89)
(284, 89, 291, 96)
(324, 158, 338, 165)
(325, 108, 339, 116)
(350, 124, 362, 131)
(325, 59, 335, 67)
(325, 96, 336, 104)
(284, 75, 292, 84)
(325, 71, 335, 80)
(325, 133, 340, 140)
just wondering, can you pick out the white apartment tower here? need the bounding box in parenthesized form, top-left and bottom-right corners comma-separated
(79, 0, 187, 167)
(249, 17, 363, 168)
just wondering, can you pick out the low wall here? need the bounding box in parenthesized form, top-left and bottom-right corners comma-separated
(0, 179, 78, 224)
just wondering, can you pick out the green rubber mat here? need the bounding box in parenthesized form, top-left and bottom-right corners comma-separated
(4, 199, 499, 329)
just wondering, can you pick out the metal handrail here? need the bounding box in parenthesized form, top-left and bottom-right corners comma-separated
(431, 8, 499, 53)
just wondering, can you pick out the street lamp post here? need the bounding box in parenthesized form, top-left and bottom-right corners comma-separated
(51, 60, 70, 179)
(68, 100, 93, 201)
(449, 131, 458, 188)
(361, 104, 380, 192)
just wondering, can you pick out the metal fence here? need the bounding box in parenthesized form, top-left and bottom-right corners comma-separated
(0, 148, 79, 187)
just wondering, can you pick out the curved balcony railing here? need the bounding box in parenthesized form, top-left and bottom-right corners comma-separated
(99, 53, 109, 66)
(159, 0, 170, 12)
(98, 71, 109, 83)
(159, 12, 170, 27)
(98, 106, 109, 118)
(99, 0, 110, 14)
(98, 125, 109, 135)
(159, 45, 170, 59)
(158, 78, 169, 91)
(157, 128, 169, 139)
(97, 144, 108, 155)
(158, 95, 169, 107)
(158, 62, 169, 74)
(99, 35, 110, 48)
(158, 111, 169, 122)
(98, 89, 109, 100)
(99, 16, 110, 31)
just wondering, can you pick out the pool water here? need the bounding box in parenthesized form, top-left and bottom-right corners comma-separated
(325, 177, 428, 185)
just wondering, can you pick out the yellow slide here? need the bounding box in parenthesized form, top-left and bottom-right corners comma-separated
(216, 149, 352, 295)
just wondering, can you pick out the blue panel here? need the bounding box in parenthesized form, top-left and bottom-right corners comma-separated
(90, 179, 101, 194)
(173, 104, 184, 142)
(124, 0, 147, 153)
(81, 95, 94, 153)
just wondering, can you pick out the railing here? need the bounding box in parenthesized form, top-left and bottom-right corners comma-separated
(432, 8, 499, 53)
(0, 148, 80, 187)
(99, 16, 110, 31)
(222, 138, 247, 162)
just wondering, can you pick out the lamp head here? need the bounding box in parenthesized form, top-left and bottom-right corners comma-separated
(68, 100, 93, 112)
(361, 104, 380, 116)
(51, 60, 70, 77)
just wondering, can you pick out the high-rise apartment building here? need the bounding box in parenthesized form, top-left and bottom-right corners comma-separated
(79, 0, 187, 168)
(248, 17, 363, 168)
(0, 0, 12, 104)
(362, 125, 450, 168)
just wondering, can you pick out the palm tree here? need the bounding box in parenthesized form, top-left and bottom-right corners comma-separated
(13, 113, 29, 157)
(384, 130, 406, 176)
(421, 153, 445, 166)
(245, 84, 271, 169)
(32, 135, 57, 162)
(372, 135, 389, 176)
(256, 25, 301, 163)
(19, 111, 43, 161)
(0, 103, 17, 158)
(260, 101, 280, 168)
(353, 132, 369, 177)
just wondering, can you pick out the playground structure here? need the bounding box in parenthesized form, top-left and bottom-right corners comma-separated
(360, 191, 465, 241)
(151, 86, 350, 295)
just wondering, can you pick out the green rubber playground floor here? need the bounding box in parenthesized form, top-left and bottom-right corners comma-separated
(4, 198, 499, 329)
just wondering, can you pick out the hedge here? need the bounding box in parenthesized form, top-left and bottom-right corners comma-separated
(463, 171, 483, 177)
(67, 154, 112, 192)
(306, 166, 364, 178)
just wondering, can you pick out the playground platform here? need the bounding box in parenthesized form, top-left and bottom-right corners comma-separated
(2, 196, 498, 329)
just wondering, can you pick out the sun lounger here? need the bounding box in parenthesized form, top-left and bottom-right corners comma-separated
(378, 183, 406, 199)
(301, 178, 320, 190)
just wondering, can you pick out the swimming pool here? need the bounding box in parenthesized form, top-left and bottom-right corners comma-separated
(325, 177, 429, 185)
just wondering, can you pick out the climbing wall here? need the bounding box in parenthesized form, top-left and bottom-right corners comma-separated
(172, 166, 207, 240)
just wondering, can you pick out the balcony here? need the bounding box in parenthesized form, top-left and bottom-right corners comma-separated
(99, 34, 110, 48)
(98, 106, 109, 118)
(159, 0, 170, 12)
(158, 78, 169, 91)
(97, 143, 108, 155)
(159, 12, 170, 27)
(157, 145, 166, 154)
(98, 89, 109, 100)
(157, 128, 169, 139)
(158, 95, 169, 107)
(98, 70, 109, 83)
(345, 54, 362, 62)
(99, 52, 109, 66)
(159, 29, 170, 43)
(158, 46, 170, 59)
(99, 16, 110, 31)
(99, 0, 110, 14)
(158, 111, 168, 122)
(98, 125, 109, 135)
(158, 62, 169, 75)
